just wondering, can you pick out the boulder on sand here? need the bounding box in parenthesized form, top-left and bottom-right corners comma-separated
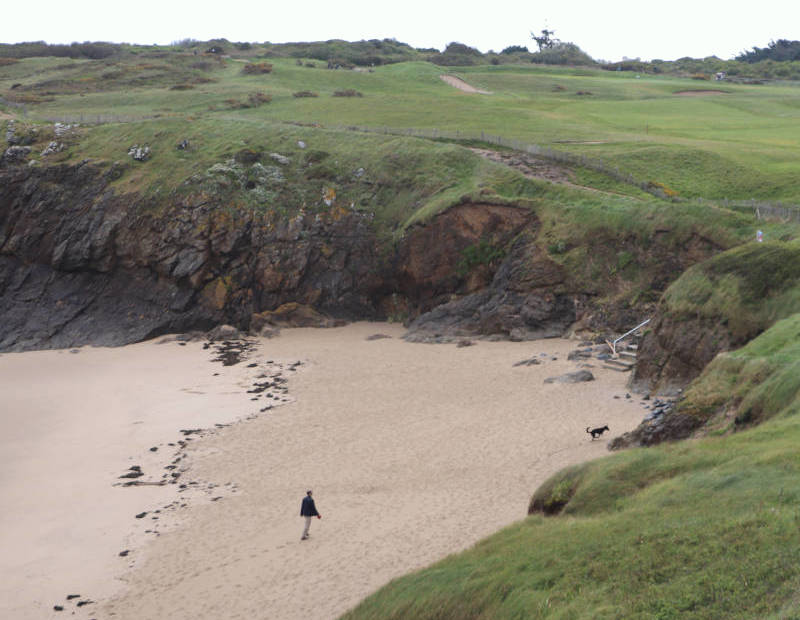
(250, 303, 343, 330)
(544, 369, 595, 384)
(207, 324, 242, 341)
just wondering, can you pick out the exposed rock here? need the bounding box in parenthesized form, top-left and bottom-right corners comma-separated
(251, 303, 340, 329)
(297, 140, 306, 149)
(40, 142, 64, 157)
(53, 123, 77, 138)
(366, 333, 391, 341)
(128, 144, 151, 161)
(631, 314, 733, 396)
(456, 339, 474, 347)
(207, 324, 241, 341)
(544, 369, 594, 384)
(567, 348, 593, 361)
(3, 146, 31, 163)
(258, 326, 281, 338)
(609, 406, 702, 449)
(269, 152, 290, 165)
(512, 356, 541, 367)
(404, 228, 576, 342)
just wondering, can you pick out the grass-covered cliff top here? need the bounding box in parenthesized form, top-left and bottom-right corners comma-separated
(3, 48, 800, 203)
(661, 241, 800, 342)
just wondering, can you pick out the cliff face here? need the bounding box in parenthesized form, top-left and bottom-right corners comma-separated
(0, 161, 734, 354)
(0, 163, 535, 351)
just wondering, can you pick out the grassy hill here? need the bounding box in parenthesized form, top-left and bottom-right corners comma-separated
(3, 50, 800, 203)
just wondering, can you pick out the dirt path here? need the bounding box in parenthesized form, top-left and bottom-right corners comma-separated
(440, 74, 492, 94)
(470, 147, 643, 200)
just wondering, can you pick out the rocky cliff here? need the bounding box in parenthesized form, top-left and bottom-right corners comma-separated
(0, 153, 742, 353)
(0, 162, 535, 351)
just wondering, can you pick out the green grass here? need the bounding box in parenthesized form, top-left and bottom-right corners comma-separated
(343, 407, 800, 619)
(661, 241, 800, 342)
(4, 57, 800, 202)
(680, 313, 800, 428)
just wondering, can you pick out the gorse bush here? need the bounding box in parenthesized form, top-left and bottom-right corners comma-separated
(293, 91, 318, 98)
(225, 92, 272, 109)
(242, 62, 273, 75)
(332, 89, 363, 97)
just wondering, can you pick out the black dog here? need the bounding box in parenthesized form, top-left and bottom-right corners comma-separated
(586, 425, 609, 440)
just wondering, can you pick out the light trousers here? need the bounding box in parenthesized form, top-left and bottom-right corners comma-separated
(302, 516, 312, 539)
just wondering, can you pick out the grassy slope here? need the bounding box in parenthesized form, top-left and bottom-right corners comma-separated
(3, 56, 800, 201)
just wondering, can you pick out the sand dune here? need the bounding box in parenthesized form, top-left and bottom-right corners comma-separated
(0, 323, 644, 619)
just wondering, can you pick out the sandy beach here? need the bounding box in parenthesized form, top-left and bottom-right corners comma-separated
(0, 323, 644, 619)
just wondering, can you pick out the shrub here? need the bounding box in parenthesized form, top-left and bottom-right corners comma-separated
(169, 84, 195, 90)
(247, 92, 271, 106)
(646, 180, 679, 198)
(225, 92, 272, 109)
(293, 90, 318, 98)
(430, 41, 484, 66)
(531, 42, 596, 66)
(0, 58, 19, 66)
(242, 62, 273, 75)
(691, 73, 710, 80)
(332, 89, 363, 97)
(501, 45, 529, 54)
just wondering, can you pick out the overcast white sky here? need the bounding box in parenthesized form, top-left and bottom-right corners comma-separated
(3, 1, 799, 62)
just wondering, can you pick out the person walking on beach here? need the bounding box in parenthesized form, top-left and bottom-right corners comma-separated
(300, 490, 321, 540)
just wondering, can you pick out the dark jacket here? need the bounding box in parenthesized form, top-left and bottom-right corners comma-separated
(300, 495, 319, 517)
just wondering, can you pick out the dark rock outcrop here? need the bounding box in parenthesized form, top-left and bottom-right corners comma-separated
(405, 234, 576, 342)
(630, 315, 734, 396)
(0, 163, 543, 351)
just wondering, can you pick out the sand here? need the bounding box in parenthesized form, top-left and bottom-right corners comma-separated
(0, 323, 644, 619)
(440, 75, 492, 94)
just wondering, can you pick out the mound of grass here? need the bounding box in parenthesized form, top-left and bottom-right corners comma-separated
(344, 409, 800, 619)
(662, 241, 800, 343)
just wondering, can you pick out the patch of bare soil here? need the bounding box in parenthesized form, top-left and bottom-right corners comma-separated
(674, 89, 729, 96)
(470, 148, 572, 183)
(440, 75, 492, 94)
(470, 148, 643, 200)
